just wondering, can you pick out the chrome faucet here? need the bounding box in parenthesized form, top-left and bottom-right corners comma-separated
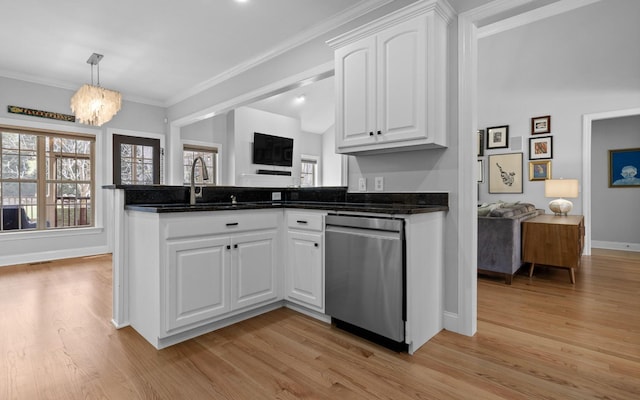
(190, 156, 209, 205)
(230, 195, 237, 205)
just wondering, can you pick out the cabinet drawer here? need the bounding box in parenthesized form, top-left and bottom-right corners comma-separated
(163, 210, 279, 239)
(286, 211, 324, 232)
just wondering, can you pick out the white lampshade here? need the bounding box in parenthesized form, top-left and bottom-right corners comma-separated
(545, 179, 579, 215)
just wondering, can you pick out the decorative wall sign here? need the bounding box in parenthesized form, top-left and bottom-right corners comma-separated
(529, 136, 553, 160)
(489, 153, 523, 193)
(529, 160, 552, 181)
(486, 125, 509, 149)
(609, 148, 640, 187)
(531, 115, 551, 134)
(7, 105, 76, 122)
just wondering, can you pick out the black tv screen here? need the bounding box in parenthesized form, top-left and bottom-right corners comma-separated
(252, 132, 293, 167)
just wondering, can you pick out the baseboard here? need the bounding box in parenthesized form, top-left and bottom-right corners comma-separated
(0, 245, 110, 267)
(443, 311, 459, 332)
(592, 241, 640, 252)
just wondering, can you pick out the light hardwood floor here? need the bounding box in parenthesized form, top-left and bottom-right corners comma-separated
(1, 249, 638, 399)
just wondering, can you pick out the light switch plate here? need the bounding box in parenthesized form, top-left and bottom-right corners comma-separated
(358, 178, 367, 191)
(374, 176, 384, 191)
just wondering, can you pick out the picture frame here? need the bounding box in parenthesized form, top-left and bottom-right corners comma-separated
(486, 125, 509, 149)
(529, 136, 553, 160)
(531, 115, 551, 134)
(477, 159, 484, 183)
(488, 153, 523, 193)
(529, 160, 552, 181)
(477, 129, 485, 156)
(608, 147, 640, 187)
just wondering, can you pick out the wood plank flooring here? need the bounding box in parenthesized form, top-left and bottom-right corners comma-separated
(0, 249, 638, 399)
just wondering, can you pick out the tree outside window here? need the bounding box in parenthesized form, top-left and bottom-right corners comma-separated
(300, 157, 318, 187)
(183, 145, 217, 185)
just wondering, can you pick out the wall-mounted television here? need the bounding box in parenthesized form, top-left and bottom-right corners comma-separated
(252, 132, 293, 167)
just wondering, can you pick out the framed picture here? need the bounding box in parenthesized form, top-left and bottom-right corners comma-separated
(529, 160, 552, 181)
(609, 148, 640, 187)
(488, 153, 523, 193)
(529, 136, 553, 160)
(477, 159, 484, 183)
(531, 115, 551, 134)
(477, 129, 485, 156)
(486, 125, 509, 149)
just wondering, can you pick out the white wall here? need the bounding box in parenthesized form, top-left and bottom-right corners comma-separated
(0, 76, 166, 266)
(478, 0, 640, 215)
(321, 124, 344, 186)
(233, 107, 322, 186)
(591, 114, 640, 250)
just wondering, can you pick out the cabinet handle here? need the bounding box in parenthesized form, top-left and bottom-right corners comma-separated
(226, 222, 239, 227)
(377, 130, 382, 135)
(296, 220, 308, 224)
(369, 131, 374, 136)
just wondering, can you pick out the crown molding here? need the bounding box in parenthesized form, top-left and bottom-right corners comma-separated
(165, 0, 393, 107)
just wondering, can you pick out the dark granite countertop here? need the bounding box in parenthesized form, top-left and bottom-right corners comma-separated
(125, 201, 447, 215)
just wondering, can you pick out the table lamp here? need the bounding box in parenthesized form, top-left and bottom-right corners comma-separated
(545, 178, 579, 216)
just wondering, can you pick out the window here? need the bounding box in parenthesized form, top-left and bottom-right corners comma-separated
(113, 134, 160, 185)
(183, 145, 217, 185)
(1, 126, 95, 232)
(300, 158, 318, 187)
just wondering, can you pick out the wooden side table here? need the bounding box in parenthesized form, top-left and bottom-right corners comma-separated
(522, 214, 585, 284)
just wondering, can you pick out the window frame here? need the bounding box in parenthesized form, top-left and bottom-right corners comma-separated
(182, 142, 220, 186)
(0, 124, 96, 232)
(300, 155, 319, 187)
(113, 134, 160, 185)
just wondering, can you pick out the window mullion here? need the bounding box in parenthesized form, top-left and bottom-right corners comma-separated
(36, 136, 47, 230)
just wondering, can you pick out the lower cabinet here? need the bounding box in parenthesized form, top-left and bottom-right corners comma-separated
(286, 230, 323, 310)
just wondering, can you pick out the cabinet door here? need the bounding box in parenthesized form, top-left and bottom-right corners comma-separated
(377, 16, 426, 143)
(335, 36, 377, 149)
(165, 236, 230, 332)
(231, 231, 280, 310)
(286, 231, 323, 310)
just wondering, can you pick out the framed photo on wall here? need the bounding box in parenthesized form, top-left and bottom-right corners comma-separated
(529, 160, 552, 181)
(488, 153, 523, 193)
(486, 125, 509, 149)
(609, 148, 640, 187)
(477, 159, 484, 183)
(529, 136, 553, 160)
(531, 115, 551, 134)
(477, 129, 485, 156)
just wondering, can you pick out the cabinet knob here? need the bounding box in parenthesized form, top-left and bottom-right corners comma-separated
(226, 245, 231, 250)
(377, 130, 382, 135)
(314, 243, 319, 247)
(369, 131, 374, 136)
(234, 244, 238, 249)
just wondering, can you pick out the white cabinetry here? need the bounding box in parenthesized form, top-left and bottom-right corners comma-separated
(284, 211, 326, 312)
(328, 0, 453, 154)
(127, 209, 282, 349)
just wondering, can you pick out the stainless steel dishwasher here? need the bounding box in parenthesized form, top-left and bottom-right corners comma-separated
(325, 213, 406, 349)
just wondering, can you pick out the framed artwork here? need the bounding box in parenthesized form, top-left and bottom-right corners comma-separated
(529, 160, 552, 181)
(477, 129, 485, 156)
(531, 115, 551, 134)
(477, 159, 484, 183)
(529, 136, 553, 160)
(488, 153, 523, 193)
(486, 125, 509, 149)
(609, 148, 640, 187)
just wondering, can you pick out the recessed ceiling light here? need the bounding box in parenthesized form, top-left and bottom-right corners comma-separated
(295, 95, 306, 104)
(235, 0, 249, 3)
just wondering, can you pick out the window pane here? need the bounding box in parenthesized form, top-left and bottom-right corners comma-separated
(20, 134, 37, 150)
(2, 182, 19, 204)
(121, 144, 132, 157)
(2, 133, 19, 150)
(2, 153, 19, 179)
(77, 140, 91, 155)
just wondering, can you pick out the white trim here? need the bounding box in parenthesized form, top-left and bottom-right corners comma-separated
(166, 0, 393, 107)
(581, 107, 640, 256)
(592, 241, 640, 253)
(477, 0, 601, 39)
(0, 244, 109, 268)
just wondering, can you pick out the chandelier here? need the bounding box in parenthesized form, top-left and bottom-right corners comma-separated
(70, 53, 121, 126)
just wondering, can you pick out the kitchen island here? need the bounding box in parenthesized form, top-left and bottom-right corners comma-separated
(107, 186, 447, 353)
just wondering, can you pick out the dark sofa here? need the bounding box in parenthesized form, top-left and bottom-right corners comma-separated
(477, 202, 544, 284)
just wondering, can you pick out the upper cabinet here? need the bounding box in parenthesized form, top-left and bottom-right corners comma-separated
(327, 0, 453, 155)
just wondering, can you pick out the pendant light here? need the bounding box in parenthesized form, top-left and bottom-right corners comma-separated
(70, 53, 121, 126)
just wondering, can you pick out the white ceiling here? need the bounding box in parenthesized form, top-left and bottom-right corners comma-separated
(0, 0, 390, 106)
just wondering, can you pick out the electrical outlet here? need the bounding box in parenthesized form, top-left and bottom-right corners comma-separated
(271, 191, 281, 201)
(374, 176, 384, 191)
(358, 178, 367, 191)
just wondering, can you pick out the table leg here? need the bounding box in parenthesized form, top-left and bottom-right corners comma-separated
(569, 268, 575, 284)
(529, 263, 535, 278)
